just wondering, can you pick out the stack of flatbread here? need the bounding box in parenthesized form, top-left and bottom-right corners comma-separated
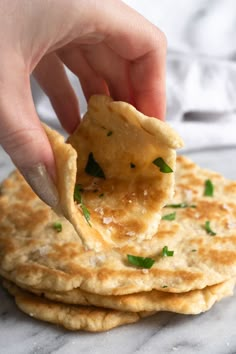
(0, 95, 236, 332)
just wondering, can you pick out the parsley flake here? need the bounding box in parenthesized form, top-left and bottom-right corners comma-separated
(165, 203, 196, 209)
(107, 131, 113, 136)
(99, 193, 104, 198)
(204, 220, 216, 236)
(162, 212, 176, 221)
(53, 222, 62, 232)
(74, 184, 91, 226)
(204, 179, 214, 197)
(152, 157, 173, 173)
(74, 184, 83, 204)
(162, 285, 168, 288)
(127, 255, 155, 269)
(81, 205, 91, 225)
(85, 153, 105, 179)
(161, 246, 174, 257)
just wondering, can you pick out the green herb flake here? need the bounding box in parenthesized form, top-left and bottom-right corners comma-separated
(161, 212, 176, 221)
(152, 157, 173, 173)
(127, 255, 155, 269)
(53, 222, 62, 232)
(99, 193, 104, 198)
(107, 131, 113, 136)
(204, 179, 214, 197)
(161, 246, 174, 257)
(162, 285, 168, 288)
(74, 184, 83, 204)
(165, 203, 196, 209)
(81, 205, 91, 226)
(85, 152, 105, 179)
(130, 162, 136, 169)
(204, 220, 216, 236)
(74, 184, 91, 226)
(191, 249, 197, 252)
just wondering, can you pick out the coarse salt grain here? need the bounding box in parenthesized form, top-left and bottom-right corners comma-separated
(184, 189, 192, 203)
(94, 207, 104, 215)
(126, 231, 136, 236)
(38, 245, 50, 256)
(103, 217, 113, 224)
(142, 269, 149, 274)
(221, 203, 230, 211)
(89, 254, 106, 267)
(226, 220, 236, 229)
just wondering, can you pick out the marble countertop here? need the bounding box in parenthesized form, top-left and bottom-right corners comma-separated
(1, 146, 236, 354)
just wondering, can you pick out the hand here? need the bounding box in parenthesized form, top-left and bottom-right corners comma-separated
(0, 0, 167, 206)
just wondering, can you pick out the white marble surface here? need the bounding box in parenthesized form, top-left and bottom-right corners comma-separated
(1, 0, 236, 353)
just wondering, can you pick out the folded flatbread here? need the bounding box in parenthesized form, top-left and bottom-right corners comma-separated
(45, 95, 183, 250)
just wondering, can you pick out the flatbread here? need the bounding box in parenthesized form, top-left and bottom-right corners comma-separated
(1, 156, 236, 295)
(3, 278, 234, 332)
(45, 95, 183, 250)
(14, 278, 235, 315)
(3, 280, 147, 332)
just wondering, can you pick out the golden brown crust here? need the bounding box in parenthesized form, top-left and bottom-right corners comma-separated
(1, 156, 236, 295)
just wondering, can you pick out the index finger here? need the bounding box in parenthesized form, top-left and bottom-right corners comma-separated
(93, 1, 167, 119)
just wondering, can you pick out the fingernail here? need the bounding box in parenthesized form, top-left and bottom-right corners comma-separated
(20, 164, 59, 208)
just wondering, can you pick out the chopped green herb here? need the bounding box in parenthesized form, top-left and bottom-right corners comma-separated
(204, 179, 214, 197)
(162, 246, 174, 257)
(191, 249, 197, 252)
(204, 220, 216, 236)
(99, 193, 104, 198)
(127, 255, 155, 269)
(74, 184, 91, 226)
(152, 157, 173, 173)
(107, 131, 113, 136)
(130, 162, 136, 169)
(81, 205, 91, 226)
(162, 285, 168, 288)
(74, 184, 83, 204)
(85, 152, 105, 179)
(162, 212, 176, 221)
(53, 222, 62, 232)
(165, 203, 196, 209)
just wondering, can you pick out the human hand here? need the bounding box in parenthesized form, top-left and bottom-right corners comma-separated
(0, 0, 167, 206)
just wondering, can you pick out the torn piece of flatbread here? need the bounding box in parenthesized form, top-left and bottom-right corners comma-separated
(2, 156, 236, 295)
(3, 280, 152, 332)
(16, 279, 235, 315)
(45, 95, 183, 250)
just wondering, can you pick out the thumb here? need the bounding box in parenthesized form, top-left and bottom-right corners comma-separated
(0, 68, 58, 207)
